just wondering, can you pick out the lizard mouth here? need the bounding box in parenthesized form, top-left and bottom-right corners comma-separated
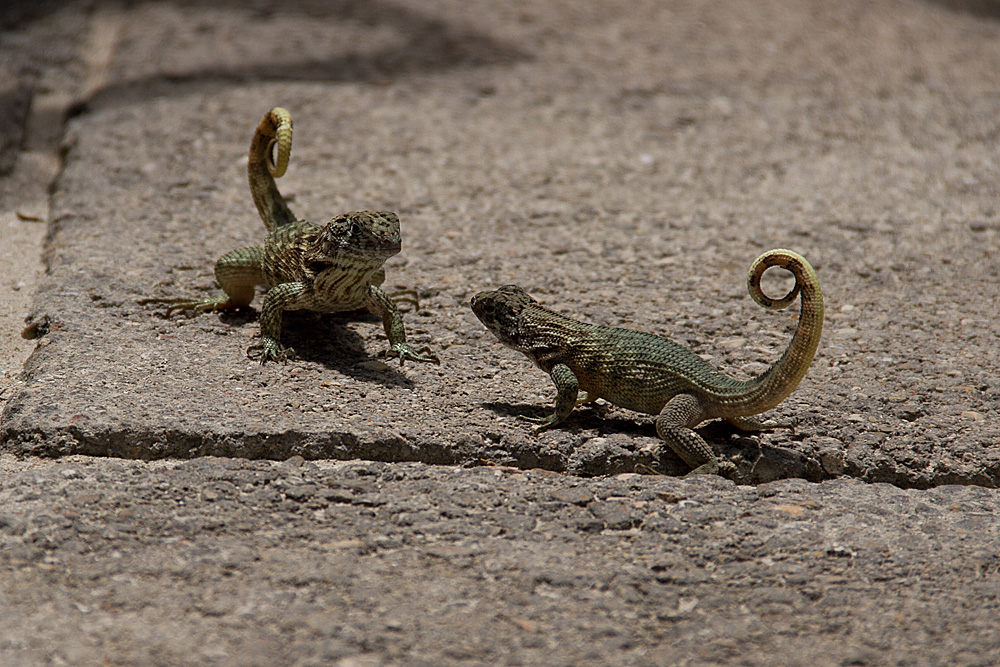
(470, 292, 490, 319)
(369, 237, 402, 257)
(377, 237, 402, 253)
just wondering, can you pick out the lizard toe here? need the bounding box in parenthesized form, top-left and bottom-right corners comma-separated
(384, 344, 440, 366)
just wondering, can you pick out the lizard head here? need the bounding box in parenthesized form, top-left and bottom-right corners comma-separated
(471, 285, 537, 349)
(307, 210, 402, 269)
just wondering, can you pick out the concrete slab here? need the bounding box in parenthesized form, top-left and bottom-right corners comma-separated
(3, 2, 1000, 666)
(2, 0, 999, 488)
(2, 454, 999, 666)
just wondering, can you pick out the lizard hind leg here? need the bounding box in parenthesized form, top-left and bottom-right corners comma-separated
(726, 415, 766, 432)
(139, 294, 236, 316)
(140, 247, 264, 315)
(654, 393, 722, 475)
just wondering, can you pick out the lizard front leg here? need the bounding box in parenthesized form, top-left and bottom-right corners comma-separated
(368, 268, 421, 310)
(655, 393, 724, 476)
(246, 280, 308, 363)
(523, 363, 579, 431)
(366, 285, 439, 365)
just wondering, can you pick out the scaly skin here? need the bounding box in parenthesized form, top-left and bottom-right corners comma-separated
(470, 249, 823, 476)
(143, 107, 437, 365)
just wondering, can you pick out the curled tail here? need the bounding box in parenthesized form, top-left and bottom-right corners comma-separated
(248, 107, 296, 232)
(736, 249, 824, 414)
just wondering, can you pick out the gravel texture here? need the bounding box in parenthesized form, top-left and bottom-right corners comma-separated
(1, 0, 999, 664)
(2, 454, 999, 666)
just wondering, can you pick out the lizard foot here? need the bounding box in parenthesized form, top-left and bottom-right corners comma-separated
(762, 419, 797, 432)
(682, 459, 736, 478)
(246, 339, 295, 365)
(521, 414, 561, 433)
(383, 343, 440, 366)
(727, 415, 797, 433)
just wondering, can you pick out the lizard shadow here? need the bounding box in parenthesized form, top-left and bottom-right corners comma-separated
(480, 400, 766, 447)
(480, 401, 658, 438)
(483, 399, 777, 436)
(219, 308, 416, 387)
(482, 401, 819, 482)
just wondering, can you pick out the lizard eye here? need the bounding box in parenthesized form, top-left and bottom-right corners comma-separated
(348, 221, 361, 236)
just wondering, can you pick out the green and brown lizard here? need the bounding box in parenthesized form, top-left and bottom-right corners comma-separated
(144, 107, 437, 365)
(471, 249, 823, 475)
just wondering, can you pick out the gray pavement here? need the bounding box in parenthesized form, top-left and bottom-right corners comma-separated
(1, 1, 999, 664)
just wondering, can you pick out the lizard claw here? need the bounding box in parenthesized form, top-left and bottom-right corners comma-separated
(246, 339, 295, 365)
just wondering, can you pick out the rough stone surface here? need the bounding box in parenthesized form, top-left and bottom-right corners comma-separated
(1, 455, 999, 666)
(1, 1, 1000, 664)
(3, 0, 1000, 488)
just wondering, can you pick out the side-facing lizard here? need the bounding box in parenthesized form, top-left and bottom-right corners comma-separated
(471, 249, 823, 475)
(143, 107, 437, 365)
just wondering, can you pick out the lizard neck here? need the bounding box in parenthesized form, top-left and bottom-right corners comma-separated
(248, 107, 297, 232)
(516, 305, 597, 368)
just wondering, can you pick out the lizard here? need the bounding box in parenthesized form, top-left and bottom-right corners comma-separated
(470, 249, 823, 475)
(142, 107, 438, 365)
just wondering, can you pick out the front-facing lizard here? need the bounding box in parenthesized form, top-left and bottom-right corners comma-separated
(471, 249, 823, 475)
(144, 107, 437, 365)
